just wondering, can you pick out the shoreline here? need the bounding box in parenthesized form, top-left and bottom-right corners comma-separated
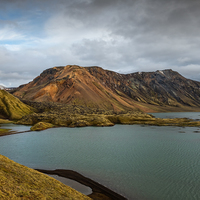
(36, 169, 128, 200)
(0, 130, 32, 137)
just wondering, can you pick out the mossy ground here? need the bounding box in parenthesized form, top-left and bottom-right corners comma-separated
(0, 154, 91, 200)
(0, 129, 12, 136)
(0, 119, 13, 136)
(17, 109, 200, 128)
(0, 99, 197, 129)
(0, 90, 34, 120)
(0, 119, 13, 124)
(30, 122, 55, 131)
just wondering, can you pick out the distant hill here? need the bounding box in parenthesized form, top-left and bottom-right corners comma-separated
(0, 90, 33, 120)
(13, 65, 200, 112)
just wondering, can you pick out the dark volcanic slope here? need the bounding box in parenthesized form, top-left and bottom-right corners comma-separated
(13, 65, 200, 112)
(86, 67, 200, 107)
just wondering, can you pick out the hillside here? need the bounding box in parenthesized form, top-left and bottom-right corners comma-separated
(13, 65, 200, 112)
(13, 65, 140, 112)
(0, 154, 91, 200)
(0, 90, 33, 120)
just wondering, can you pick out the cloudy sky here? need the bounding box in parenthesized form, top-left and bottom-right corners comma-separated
(1, 0, 200, 87)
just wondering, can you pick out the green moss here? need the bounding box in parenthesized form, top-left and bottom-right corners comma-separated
(0, 129, 11, 136)
(0, 154, 91, 200)
(0, 119, 13, 124)
(0, 90, 34, 120)
(15, 101, 200, 128)
(0, 128, 10, 132)
(92, 82, 101, 90)
(30, 122, 55, 131)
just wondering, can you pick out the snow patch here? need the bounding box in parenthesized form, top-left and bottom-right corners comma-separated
(158, 70, 165, 76)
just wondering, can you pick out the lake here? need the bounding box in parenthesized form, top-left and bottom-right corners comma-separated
(1, 112, 200, 200)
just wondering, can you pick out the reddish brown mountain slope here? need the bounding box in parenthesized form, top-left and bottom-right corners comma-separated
(13, 65, 200, 112)
(14, 65, 142, 112)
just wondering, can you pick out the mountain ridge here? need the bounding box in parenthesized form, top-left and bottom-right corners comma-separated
(13, 65, 200, 112)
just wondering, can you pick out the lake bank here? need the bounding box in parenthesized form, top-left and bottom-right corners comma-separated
(0, 129, 32, 137)
(0, 154, 91, 200)
(36, 169, 127, 200)
(1, 117, 200, 138)
(1, 111, 200, 137)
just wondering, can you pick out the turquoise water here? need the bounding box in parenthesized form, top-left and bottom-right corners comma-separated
(48, 175, 92, 195)
(1, 113, 200, 199)
(151, 112, 200, 120)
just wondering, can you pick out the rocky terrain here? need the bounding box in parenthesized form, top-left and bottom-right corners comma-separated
(87, 67, 200, 108)
(12, 65, 200, 113)
(13, 65, 135, 112)
(14, 100, 200, 129)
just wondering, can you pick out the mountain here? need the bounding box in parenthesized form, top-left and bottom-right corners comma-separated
(13, 65, 200, 112)
(0, 90, 33, 120)
(87, 67, 200, 107)
(13, 65, 141, 112)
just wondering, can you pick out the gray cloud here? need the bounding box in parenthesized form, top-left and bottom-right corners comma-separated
(0, 0, 200, 86)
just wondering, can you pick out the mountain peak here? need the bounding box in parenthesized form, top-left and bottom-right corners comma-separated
(156, 69, 174, 74)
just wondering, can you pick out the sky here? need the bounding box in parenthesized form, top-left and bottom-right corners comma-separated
(0, 0, 200, 87)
